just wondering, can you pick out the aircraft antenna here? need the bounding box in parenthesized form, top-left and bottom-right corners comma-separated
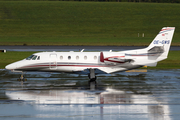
(81, 49, 85, 52)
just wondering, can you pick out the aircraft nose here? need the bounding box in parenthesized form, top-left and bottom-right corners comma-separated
(5, 63, 16, 70)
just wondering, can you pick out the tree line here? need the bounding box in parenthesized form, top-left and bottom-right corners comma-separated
(74, 0, 180, 2)
(115, 0, 180, 2)
(59, 0, 180, 2)
(1, 0, 180, 2)
(45, 0, 180, 2)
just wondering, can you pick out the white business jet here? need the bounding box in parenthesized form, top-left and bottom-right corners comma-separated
(5, 27, 175, 86)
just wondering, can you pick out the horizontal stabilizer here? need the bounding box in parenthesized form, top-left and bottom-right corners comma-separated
(144, 62, 157, 67)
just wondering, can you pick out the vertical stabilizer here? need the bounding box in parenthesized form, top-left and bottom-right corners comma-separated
(147, 27, 175, 61)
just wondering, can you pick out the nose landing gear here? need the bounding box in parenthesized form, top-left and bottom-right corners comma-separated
(17, 73, 27, 82)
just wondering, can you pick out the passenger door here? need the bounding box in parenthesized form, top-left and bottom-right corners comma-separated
(50, 54, 57, 70)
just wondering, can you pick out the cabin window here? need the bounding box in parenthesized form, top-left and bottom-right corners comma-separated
(84, 56, 87, 60)
(76, 56, 79, 60)
(94, 56, 97, 60)
(60, 56, 63, 60)
(68, 56, 71, 60)
(37, 56, 40, 60)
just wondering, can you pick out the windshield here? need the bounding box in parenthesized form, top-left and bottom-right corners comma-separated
(26, 55, 40, 60)
(32, 55, 37, 60)
(26, 55, 35, 60)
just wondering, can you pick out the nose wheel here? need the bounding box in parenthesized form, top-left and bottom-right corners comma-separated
(17, 73, 27, 82)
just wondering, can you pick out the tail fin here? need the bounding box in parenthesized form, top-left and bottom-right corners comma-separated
(147, 27, 175, 61)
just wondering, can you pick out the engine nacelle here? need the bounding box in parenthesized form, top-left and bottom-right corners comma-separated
(100, 52, 133, 64)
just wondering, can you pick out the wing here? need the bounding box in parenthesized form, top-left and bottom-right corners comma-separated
(73, 68, 108, 75)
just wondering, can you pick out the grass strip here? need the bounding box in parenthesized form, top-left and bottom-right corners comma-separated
(0, 2, 180, 46)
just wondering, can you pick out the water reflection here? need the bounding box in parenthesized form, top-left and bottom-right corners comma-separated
(5, 88, 136, 104)
(5, 88, 170, 120)
(1, 69, 180, 119)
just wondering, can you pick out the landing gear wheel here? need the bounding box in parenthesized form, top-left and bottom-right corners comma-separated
(89, 80, 96, 90)
(89, 76, 97, 90)
(17, 74, 27, 82)
(88, 69, 97, 90)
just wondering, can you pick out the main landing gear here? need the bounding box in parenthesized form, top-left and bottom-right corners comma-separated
(88, 69, 97, 90)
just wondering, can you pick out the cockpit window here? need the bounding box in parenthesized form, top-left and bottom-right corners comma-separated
(32, 55, 37, 60)
(26, 55, 34, 60)
(26, 55, 39, 60)
(37, 56, 40, 60)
